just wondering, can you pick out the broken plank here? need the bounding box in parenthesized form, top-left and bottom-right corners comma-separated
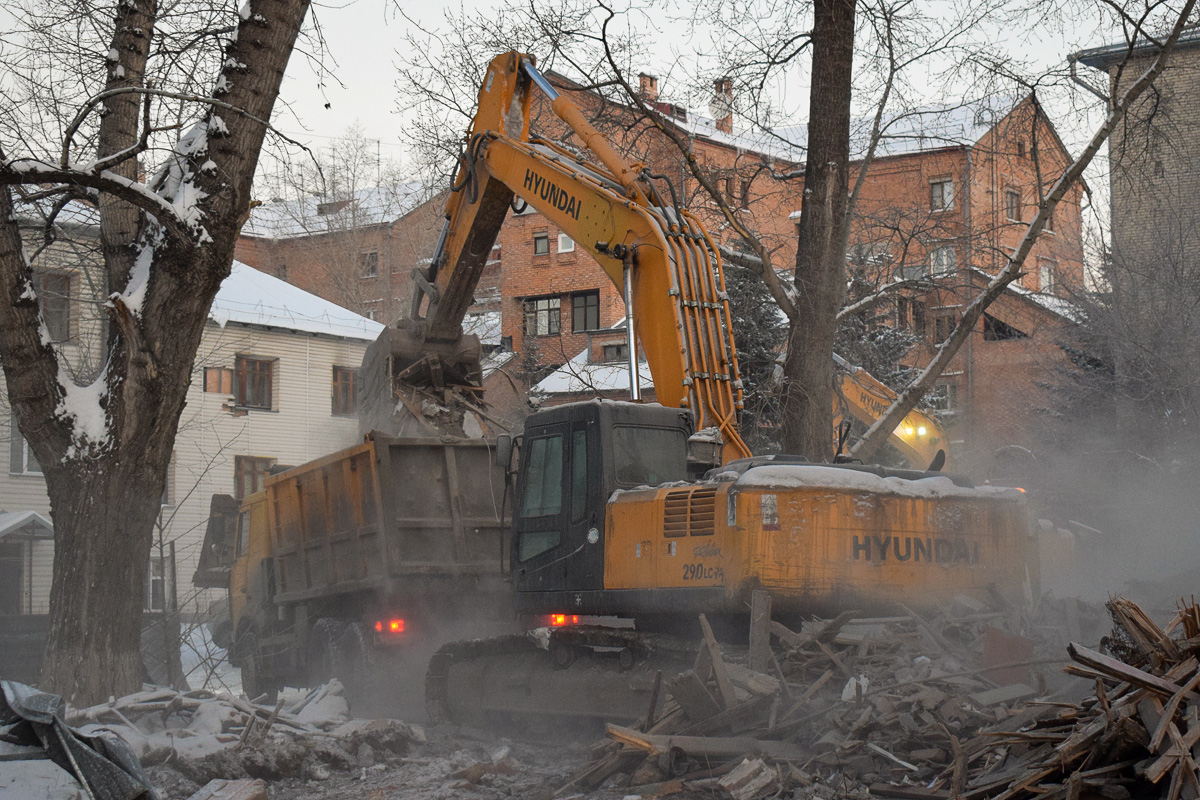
(605, 724, 808, 761)
(749, 590, 772, 673)
(770, 620, 804, 648)
(186, 780, 268, 800)
(868, 784, 950, 799)
(969, 684, 1037, 707)
(1069, 643, 1200, 701)
(664, 670, 722, 723)
(699, 614, 738, 710)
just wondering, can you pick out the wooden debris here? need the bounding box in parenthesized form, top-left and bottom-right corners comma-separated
(185, 779, 268, 800)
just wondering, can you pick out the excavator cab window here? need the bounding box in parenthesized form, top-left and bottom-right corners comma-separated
(518, 434, 564, 561)
(613, 426, 687, 487)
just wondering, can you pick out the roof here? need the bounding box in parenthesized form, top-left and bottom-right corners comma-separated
(240, 182, 429, 239)
(969, 267, 1083, 323)
(211, 262, 385, 341)
(1073, 29, 1200, 70)
(662, 94, 1023, 165)
(0, 511, 53, 540)
(534, 347, 654, 395)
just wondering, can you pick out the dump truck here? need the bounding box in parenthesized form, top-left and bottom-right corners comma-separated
(194, 434, 507, 698)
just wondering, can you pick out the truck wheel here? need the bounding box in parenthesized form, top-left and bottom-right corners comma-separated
(237, 629, 268, 701)
(308, 618, 344, 687)
(337, 622, 375, 711)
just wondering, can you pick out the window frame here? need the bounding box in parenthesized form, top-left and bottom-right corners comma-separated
(572, 291, 600, 334)
(39, 272, 71, 343)
(932, 313, 956, 344)
(522, 296, 561, 337)
(234, 455, 277, 500)
(602, 343, 630, 363)
(557, 233, 575, 253)
(929, 245, 956, 277)
(1038, 258, 1057, 293)
(204, 367, 233, 394)
(929, 179, 954, 212)
(532, 233, 550, 256)
(359, 251, 379, 278)
(1005, 189, 1022, 222)
(331, 366, 358, 416)
(234, 355, 275, 410)
(8, 415, 41, 475)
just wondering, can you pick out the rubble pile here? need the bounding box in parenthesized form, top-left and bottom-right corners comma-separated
(64, 679, 424, 792)
(543, 595, 1200, 800)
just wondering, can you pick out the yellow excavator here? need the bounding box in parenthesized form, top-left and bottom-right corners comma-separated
(392, 52, 1033, 722)
(204, 51, 1033, 717)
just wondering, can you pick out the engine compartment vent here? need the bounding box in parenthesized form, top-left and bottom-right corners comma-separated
(663, 487, 717, 537)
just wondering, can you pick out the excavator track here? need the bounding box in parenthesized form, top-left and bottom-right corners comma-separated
(425, 626, 697, 727)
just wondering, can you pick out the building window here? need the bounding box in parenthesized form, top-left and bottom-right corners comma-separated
(162, 455, 175, 507)
(558, 234, 575, 254)
(896, 297, 926, 334)
(930, 246, 956, 277)
(602, 343, 629, 363)
(0, 543, 22, 614)
(145, 548, 175, 613)
(1005, 190, 1022, 222)
(204, 367, 233, 394)
(364, 307, 378, 321)
(360, 251, 379, 278)
(332, 366, 357, 416)
(276, 263, 288, 281)
(1038, 259, 1057, 293)
(235, 356, 274, 410)
(533, 234, 550, 256)
(572, 292, 599, 333)
(40, 273, 71, 342)
(933, 313, 956, 343)
(930, 382, 960, 412)
(983, 313, 1028, 341)
(234, 455, 277, 500)
(930, 179, 953, 211)
(523, 297, 560, 337)
(8, 415, 41, 475)
(1016, 141, 1025, 158)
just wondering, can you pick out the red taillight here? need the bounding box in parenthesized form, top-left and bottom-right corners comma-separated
(375, 619, 405, 634)
(374, 620, 383, 632)
(549, 614, 579, 627)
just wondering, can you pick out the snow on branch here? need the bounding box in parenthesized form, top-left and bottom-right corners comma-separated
(0, 159, 196, 242)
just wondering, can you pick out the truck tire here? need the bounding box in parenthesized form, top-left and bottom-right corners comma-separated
(307, 618, 344, 687)
(237, 629, 270, 702)
(337, 622, 375, 710)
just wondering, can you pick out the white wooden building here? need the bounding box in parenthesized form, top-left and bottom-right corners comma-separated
(0, 256, 381, 616)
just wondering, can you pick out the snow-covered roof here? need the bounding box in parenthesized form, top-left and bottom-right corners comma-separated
(211, 262, 385, 341)
(1074, 29, 1200, 70)
(0, 511, 53, 540)
(534, 347, 654, 395)
(481, 350, 515, 378)
(666, 95, 1020, 165)
(462, 310, 502, 347)
(1002, 280, 1083, 323)
(13, 199, 102, 231)
(241, 182, 429, 239)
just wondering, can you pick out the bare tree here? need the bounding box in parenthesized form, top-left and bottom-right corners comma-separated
(0, 0, 313, 702)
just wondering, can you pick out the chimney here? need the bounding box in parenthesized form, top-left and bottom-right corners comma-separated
(711, 77, 734, 134)
(638, 73, 659, 103)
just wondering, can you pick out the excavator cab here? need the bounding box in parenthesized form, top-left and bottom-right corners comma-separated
(510, 401, 692, 612)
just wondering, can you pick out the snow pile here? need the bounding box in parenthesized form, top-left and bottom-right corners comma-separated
(735, 464, 1020, 499)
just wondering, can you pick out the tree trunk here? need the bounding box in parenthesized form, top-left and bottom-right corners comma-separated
(781, 0, 856, 460)
(41, 457, 168, 700)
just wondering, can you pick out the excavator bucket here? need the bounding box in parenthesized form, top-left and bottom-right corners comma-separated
(357, 324, 486, 438)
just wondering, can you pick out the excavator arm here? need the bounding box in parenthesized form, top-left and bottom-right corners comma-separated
(375, 51, 751, 461)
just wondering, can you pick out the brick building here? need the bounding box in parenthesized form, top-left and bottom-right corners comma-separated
(234, 185, 469, 325)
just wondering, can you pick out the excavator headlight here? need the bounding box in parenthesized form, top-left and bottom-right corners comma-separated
(917, 426, 927, 436)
